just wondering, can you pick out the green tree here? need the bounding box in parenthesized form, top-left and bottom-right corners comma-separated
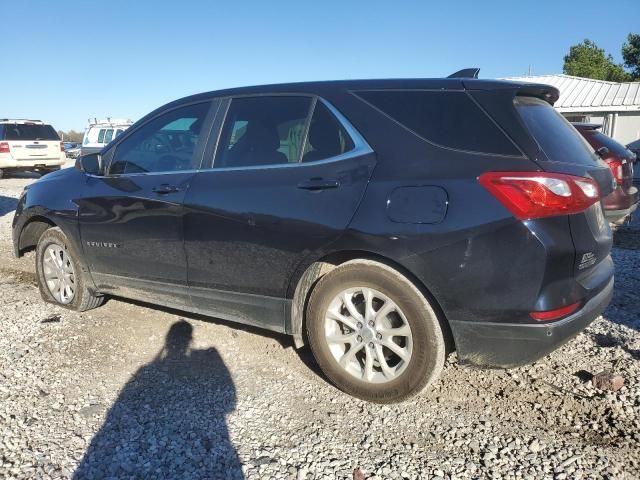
(563, 39, 630, 82)
(622, 33, 640, 80)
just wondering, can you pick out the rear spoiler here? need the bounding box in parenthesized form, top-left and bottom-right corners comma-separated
(461, 79, 560, 105)
(515, 84, 560, 105)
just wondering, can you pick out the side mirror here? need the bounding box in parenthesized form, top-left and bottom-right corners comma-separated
(76, 153, 103, 175)
(595, 146, 609, 158)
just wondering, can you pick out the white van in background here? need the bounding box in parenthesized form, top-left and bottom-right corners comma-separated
(81, 118, 133, 155)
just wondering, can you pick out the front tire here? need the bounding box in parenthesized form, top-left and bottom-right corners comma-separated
(306, 259, 446, 403)
(36, 227, 104, 311)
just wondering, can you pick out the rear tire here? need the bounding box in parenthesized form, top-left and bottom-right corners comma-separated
(306, 259, 446, 403)
(36, 227, 104, 311)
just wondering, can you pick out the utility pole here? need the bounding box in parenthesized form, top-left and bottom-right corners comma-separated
(528, 64, 532, 76)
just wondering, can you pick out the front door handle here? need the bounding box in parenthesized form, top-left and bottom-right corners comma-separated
(297, 178, 340, 191)
(152, 184, 181, 195)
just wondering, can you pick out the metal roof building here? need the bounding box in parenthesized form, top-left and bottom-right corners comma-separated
(504, 74, 640, 145)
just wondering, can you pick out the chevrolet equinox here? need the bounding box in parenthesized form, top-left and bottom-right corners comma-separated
(12, 74, 615, 402)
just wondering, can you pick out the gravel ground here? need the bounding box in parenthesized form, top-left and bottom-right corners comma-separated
(0, 175, 638, 480)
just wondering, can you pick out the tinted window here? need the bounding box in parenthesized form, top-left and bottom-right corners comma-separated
(515, 96, 596, 165)
(214, 96, 312, 168)
(302, 102, 354, 162)
(97, 129, 106, 143)
(110, 102, 210, 174)
(115, 129, 124, 138)
(2, 124, 59, 141)
(104, 129, 114, 144)
(357, 90, 519, 155)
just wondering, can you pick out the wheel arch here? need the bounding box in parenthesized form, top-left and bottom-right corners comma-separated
(287, 250, 455, 353)
(16, 215, 57, 256)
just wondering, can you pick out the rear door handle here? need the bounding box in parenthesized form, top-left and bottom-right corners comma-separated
(152, 184, 182, 195)
(297, 178, 340, 191)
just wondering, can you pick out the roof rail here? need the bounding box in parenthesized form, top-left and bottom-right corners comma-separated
(447, 68, 480, 79)
(0, 118, 44, 123)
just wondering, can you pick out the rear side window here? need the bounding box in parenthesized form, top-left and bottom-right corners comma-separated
(302, 102, 354, 162)
(214, 96, 312, 168)
(356, 90, 519, 155)
(1, 124, 59, 141)
(97, 129, 106, 144)
(104, 129, 114, 144)
(515, 96, 596, 165)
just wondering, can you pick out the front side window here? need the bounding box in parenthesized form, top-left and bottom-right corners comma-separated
(110, 102, 210, 174)
(302, 102, 354, 162)
(214, 96, 312, 168)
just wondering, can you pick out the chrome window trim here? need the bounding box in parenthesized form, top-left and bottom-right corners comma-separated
(91, 168, 201, 179)
(203, 96, 373, 172)
(94, 97, 374, 177)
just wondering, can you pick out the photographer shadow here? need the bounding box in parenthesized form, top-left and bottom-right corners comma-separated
(74, 320, 243, 479)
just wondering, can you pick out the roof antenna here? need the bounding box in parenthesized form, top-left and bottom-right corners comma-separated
(447, 68, 480, 79)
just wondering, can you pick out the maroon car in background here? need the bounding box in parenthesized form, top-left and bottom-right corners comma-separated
(573, 123, 638, 226)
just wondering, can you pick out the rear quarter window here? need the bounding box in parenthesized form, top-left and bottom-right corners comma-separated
(355, 90, 520, 156)
(515, 96, 596, 165)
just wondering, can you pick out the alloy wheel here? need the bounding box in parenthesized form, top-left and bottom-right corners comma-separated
(324, 287, 413, 383)
(42, 243, 76, 304)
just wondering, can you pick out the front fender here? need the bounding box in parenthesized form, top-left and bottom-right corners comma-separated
(11, 169, 98, 292)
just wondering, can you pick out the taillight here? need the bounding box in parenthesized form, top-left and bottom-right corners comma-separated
(607, 159, 623, 185)
(479, 171, 600, 220)
(60, 141, 64, 152)
(530, 302, 580, 321)
(0, 142, 9, 153)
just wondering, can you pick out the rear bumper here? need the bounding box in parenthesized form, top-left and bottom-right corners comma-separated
(603, 186, 638, 224)
(0, 155, 65, 169)
(450, 276, 614, 368)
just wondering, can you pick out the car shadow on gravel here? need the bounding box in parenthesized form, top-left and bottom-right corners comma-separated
(73, 320, 244, 480)
(0, 195, 18, 216)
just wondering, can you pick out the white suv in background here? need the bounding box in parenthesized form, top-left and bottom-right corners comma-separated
(81, 118, 133, 155)
(0, 120, 66, 178)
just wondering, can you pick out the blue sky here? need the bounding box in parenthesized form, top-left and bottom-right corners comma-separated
(4, 0, 639, 131)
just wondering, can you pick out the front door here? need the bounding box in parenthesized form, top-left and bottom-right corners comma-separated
(77, 101, 215, 308)
(183, 96, 375, 330)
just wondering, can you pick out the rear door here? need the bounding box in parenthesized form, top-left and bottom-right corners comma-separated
(4, 123, 61, 161)
(183, 96, 375, 330)
(77, 101, 216, 308)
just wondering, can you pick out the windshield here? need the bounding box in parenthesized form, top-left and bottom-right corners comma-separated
(1, 123, 59, 141)
(514, 96, 596, 165)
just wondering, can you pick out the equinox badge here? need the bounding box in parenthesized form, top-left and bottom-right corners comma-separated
(86, 241, 120, 248)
